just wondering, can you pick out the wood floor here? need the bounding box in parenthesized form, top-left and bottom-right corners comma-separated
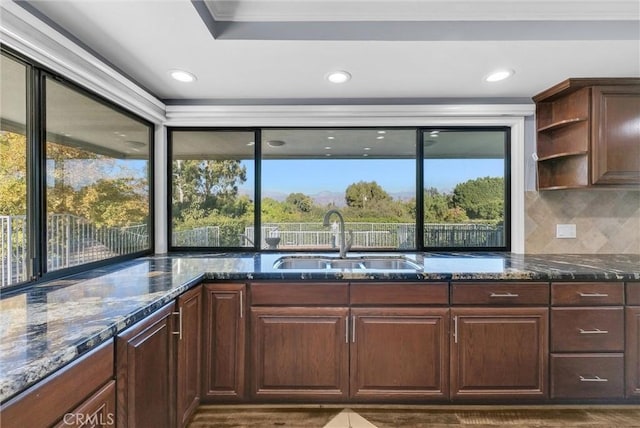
(187, 405, 640, 427)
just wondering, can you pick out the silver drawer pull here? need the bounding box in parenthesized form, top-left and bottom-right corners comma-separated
(490, 292, 519, 298)
(579, 328, 609, 334)
(580, 375, 608, 382)
(578, 292, 609, 297)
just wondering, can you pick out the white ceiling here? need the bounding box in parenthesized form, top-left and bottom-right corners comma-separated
(12, 0, 640, 103)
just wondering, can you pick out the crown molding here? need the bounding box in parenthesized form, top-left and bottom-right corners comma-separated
(0, 1, 166, 124)
(165, 103, 535, 126)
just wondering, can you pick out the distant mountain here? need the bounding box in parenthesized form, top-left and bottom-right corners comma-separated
(390, 191, 415, 201)
(310, 191, 346, 207)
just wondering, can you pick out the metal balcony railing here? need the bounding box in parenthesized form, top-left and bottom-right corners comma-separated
(1, 214, 149, 288)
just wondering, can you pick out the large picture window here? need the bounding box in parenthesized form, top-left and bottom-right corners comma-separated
(169, 126, 510, 252)
(170, 130, 255, 248)
(0, 53, 29, 286)
(44, 78, 152, 272)
(0, 47, 153, 291)
(423, 128, 508, 249)
(260, 128, 416, 250)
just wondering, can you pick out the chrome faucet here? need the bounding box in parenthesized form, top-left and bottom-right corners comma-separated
(322, 209, 353, 258)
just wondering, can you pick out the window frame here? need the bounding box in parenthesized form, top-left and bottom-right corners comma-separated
(167, 125, 511, 253)
(0, 46, 155, 294)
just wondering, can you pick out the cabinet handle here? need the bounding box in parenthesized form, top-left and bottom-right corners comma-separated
(579, 375, 608, 382)
(239, 290, 244, 319)
(489, 292, 519, 298)
(578, 292, 608, 298)
(345, 316, 349, 344)
(172, 308, 183, 340)
(352, 315, 356, 343)
(579, 328, 609, 334)
(453, 316, 458, 344)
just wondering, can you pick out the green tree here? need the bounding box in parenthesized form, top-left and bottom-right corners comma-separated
(285, 192, 314, 213)
(76, 178, 148, 227)
(452, 176, 504, 221)
(172, 159, 248, 222)
(345, 181, 390, 209)
(0, 132, 27, 215)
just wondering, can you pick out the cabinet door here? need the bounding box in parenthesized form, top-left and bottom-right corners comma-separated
(202, 283, 246, 401)
(592, 85, 640, 185)
(176, 285, 202, 427)
(53, 381, 116, 428)
(350, 308, 449, 401)
(451, 308, 548, 400)
(116, 301, 175, 428)
(251, 306, 349, 401)
(626, 307, 640, 399)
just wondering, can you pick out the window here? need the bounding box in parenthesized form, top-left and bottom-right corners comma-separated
(170, 130, 255, 248)
(261, 128, 416, 250)
(0, 47, 154, 291)
(0, 53, 29, 286)
(168, 126, 510, 252)
(44, 77, 152, 272)
(422, 128, 509, 249)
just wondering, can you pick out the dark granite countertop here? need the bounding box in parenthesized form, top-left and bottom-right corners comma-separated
(1, 252, 638, 403)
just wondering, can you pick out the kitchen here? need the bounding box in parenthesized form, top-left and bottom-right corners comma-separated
(1, 1, 639, 427)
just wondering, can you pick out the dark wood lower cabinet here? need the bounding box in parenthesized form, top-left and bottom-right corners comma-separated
(53, 381, 116, 428)
(251, 306, 349, 401)
(450, 308, 549, 400)
(350, 308, 449, 401)
(551, 353, 624, 399)
(626, 307, 640, 399)
(176, 285, 203, 427)
(116, 301, 176, 428)
(202, 283, 246, 401)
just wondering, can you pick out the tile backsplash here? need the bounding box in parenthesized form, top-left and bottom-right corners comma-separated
(525, 190, 640, 254)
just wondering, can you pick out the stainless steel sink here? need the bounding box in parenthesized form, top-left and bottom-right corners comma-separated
(273, 255, 421, 270)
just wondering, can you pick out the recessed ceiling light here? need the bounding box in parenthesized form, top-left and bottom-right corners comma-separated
(485, 69, 514, 83)
(170, 69, 197, 83)
(325, 146, 332, 150)
(364, 147, 371, 151)
(376, 136, 384, 140)
(326, 70, 351, 84)
(247, 141, 255, 146)
(325, 153, 332, 157)
(327, 136, 335, 140)
(267, 140, 286, 147)
(377, 130, 386, 134)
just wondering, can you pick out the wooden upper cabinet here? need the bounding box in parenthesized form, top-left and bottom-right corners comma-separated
(533, 78, 640, 190)
(592, 85, 640, 185)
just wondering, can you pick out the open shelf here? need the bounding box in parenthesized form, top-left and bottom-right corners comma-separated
(537, 117, 588, 133)
(537, 154, 589, 190)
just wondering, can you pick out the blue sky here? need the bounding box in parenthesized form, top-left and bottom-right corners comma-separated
(242, 158, 504, 197)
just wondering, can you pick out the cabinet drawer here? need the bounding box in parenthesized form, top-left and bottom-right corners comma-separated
(551, 282, 624, 306)
(350, 282, 448, 305)
(551, 354, 624, 399)
(628, 282, 640, 305)
(250, 282, 348, 305)
(551, 307, 624, 352)
(451, 282, 549, 305)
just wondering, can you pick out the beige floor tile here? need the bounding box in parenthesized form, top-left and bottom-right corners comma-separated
(323, 409, 379, 428)
(323, 409, 352, 428)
